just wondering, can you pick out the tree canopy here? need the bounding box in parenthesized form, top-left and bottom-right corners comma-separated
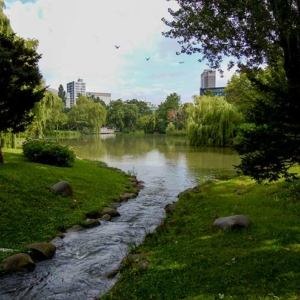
(163, 0, 300, 182)
(0, 32, 45, 133)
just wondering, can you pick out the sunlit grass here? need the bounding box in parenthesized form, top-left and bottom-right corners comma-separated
(101, 175, 300, 300)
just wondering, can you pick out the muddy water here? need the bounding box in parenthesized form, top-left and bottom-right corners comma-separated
(0, 135, 240, 299)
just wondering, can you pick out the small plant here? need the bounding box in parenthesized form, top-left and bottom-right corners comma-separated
(22, 139, 76, 167)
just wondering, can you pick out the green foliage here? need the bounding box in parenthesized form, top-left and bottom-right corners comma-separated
(58, 84, 66, 106)
(155, 93, 182, 133)
(0, 32, 45, 133)
(166, 122, 176, 135)
(0, 0, 12, 34)
(68, 96, 106, 133)
(187, 95, 243, 147)
(27, 91, 67, 138)
(22, 139, 76, 167)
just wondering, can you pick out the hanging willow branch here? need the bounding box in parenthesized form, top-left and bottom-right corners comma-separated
(187, 95, 244, 147)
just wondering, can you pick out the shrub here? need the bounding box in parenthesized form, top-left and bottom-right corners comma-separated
(22, 139, 76, 167)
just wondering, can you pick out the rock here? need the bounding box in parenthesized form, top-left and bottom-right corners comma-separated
(101, 214, 112, 221)
(101, 207, 120, 217)
(101, 268, 119, 279)
(178, 185, 201, 197)
(49, 181, 73, 196)
(109, 202, 121, 209)
(119, 193, 137, 202)
(178, 187, 193, 198)
(121, 253, 150, 265)
(28, 242, 56, 260)
(165, 203, 176, 214)
(213, 215, 251, 230)
(1, 253, 35, 273)
(50, 237, 64, 248)
(84, 219, 101, 228)
(137, 259, 149, 270)
(66, 224, 84, 232)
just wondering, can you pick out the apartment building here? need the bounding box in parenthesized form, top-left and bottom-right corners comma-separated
(66, 78, 86, 106)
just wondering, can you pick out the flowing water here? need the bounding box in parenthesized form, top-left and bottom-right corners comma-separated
(0, 134, 240, 299)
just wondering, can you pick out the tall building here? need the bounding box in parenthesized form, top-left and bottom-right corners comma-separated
(67, 78, 86, 106)
(86, 92, 111, 106)
(201, 69, 216, 88)
(200, 69, 226, 96)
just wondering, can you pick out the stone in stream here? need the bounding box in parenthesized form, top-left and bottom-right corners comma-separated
(1, 253, 36, 273)
(28, 242, 56, 260)
(101, 207, 120, 217)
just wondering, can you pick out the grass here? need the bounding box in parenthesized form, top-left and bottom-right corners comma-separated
(100, 172, 300, 300)
(0, 149, 134, 262)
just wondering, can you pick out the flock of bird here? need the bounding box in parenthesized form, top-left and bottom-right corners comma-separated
(114, 45, 184, 64)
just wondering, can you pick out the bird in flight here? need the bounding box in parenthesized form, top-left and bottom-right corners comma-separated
(115, 45, 120, 49)
(145, 57, 150, 61)
(179, 61, 184, 64)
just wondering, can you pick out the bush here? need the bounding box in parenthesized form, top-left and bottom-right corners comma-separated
(22, 139, 76, 167)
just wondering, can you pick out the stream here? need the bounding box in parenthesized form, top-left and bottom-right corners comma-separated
(0, 135, 240, 299)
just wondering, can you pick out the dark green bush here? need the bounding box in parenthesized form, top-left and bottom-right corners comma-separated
(22, 139, 76, 167)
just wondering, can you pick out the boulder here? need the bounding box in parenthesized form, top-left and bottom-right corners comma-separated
(50, 237, 64, 248)
(49, 181, 73, 196)
(213, 215, 251, 230)
(101, 214, 112, 221)
(119, 193, 137, 202)
(1, 253, 35, 273)
(66, 224, 84, 232)
(165, 203, 176, 214)
(28, 242, 56, 260)
(84, 219, 101, 228)
(101, 207, 120, 217)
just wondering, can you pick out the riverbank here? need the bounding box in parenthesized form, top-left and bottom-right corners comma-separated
(0, 149, 136, 263)
(101, 171, 300, 300)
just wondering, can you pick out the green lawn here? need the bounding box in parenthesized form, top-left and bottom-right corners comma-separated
(101, 173, 300, 300)
(0, 150, 134, 262)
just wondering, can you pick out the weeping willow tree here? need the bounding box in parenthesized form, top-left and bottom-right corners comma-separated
(187, 95, 243, 147)
(27, 91, 65, 138)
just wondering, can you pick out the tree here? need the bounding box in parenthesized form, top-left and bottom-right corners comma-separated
(187, 95, 243, 147)
(0, 32, 45, 162)
(162, 1, 300, 182)
(68, 96, 106, 133)
(123, 104, 139, 132)
(106, 100, 125, 131)
(58, 84, 66, 106)
(155, 93, 181, 133)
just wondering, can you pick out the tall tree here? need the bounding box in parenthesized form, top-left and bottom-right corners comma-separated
(58, 84, 66, 106)
(0, 32, 45, 162)
(156, 93, 181, 133)
(162, 1, 300, 182)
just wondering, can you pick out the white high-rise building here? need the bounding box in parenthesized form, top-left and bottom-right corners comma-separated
(67, 78, 86, 106)
(201, 69, 216, 88)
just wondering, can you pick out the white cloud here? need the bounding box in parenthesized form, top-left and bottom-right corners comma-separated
(4, 0, 233, 104)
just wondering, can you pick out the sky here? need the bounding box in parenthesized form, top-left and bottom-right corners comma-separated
(4, 0, 237, 105)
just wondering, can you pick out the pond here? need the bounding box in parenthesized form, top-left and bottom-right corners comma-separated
(0, 134, 240, 300)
